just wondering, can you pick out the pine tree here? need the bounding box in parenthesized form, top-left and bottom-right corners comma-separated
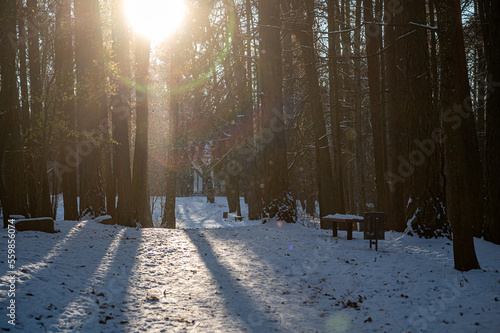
(259, 0, 296, 222)
(55, 0, 78, 220)
(132, 36, 154, 227)
(436, 0, 482, 271)
(478, 0, 500, 244)
(111, 0, 133, 226)
(74, 0, 107, 219)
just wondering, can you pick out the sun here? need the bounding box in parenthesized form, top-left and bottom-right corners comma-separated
(124, 0, 187, 41)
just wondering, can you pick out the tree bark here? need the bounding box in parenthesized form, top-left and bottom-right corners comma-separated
(55, 0, 78, 221)
(478, 0, 500, 244)
(363, 0, 388, 215)
(161, 98, 178, 229)
(111, 0, 133, 226)
(328, 0, 346, 217)
(0, 0, 29, 226)
(27, 0, 51, 218)
(132, 36, 153, 227)
(405, 0, 448, 238)
(245, 0, 261, 221)
(384, 0, 408, 232)
(436, 0, 481, 271)
(17, 4, 37, 218)
(353, 0, 366, 215)
(74, 0, 107, 219)
(296, 0, 337, 227)
(162, 50, 180, 229)
(259, 0, 295, 222)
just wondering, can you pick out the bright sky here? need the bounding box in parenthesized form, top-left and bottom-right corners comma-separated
(124, 0, 187, 41)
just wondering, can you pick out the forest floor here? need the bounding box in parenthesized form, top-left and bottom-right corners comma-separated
(0, 197, 499, 332)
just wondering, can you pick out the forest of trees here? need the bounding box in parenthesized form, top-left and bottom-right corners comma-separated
(0, 0, 498, 271)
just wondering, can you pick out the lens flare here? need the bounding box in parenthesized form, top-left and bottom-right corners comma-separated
(124, 0, 187, 41)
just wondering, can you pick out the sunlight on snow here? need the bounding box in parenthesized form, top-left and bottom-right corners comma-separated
(325, 312, 351, 332)
(198, 231, 315, 328)
(56, 229, 126, 330)
(0, 220, 88, 283)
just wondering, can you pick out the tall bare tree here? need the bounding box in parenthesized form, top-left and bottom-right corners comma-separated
(353, 0, 366, 215)
(405, 0, 448, 238)
(1, 0, 29, 226)
(161, 69, 179, 229)
(330, 0, 346, 216)
(294, 0, 337, 226)
(74, 0, 107, 218)
(259, 0, 295, 222)
(384, 0, 407, 232)
(478, 0, 500, 244)
(55, 0, 78, 220)
(132, 36, 153, 227)
(111, 0, 133, 226)
(363, 0, 388, 214)
(436, 0, 481, 271)
(27, 0, 52, 218)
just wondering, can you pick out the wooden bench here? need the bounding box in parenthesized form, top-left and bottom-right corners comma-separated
(321, 213, 385, 251)
(321, 214, 364, 240)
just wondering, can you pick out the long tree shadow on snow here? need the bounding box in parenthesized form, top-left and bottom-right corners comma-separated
(186, 229, 282, 332)
(51, 225, 142, 331)
(0, 221, 120, 331)
(0, 221, 142, 332)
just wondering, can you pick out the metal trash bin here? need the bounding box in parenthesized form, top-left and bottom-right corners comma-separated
(363, 212, 385, 240)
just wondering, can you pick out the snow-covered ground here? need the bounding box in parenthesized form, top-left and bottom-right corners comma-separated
(1, 197, 499, 332)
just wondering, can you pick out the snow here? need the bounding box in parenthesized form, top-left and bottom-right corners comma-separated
(93, 215, 112, 224)
(15, 217, 53, 222)
(322, 214, 364, 220)
(1, 197, 499, 332)
(406, 208, 420, 234)
(409, 22, 438, 30)
(151, 197, 262, 229)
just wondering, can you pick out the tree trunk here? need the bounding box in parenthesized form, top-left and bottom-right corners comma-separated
(55, 0, 78, 221)
(405, 0, 448, 238)
(162, 51, 180, 229)
(0, 0, 29, 226)
(328, 0, 346, 218)
(382, 0, 407, 232)
(363, 0, 388, 215)
(296, 0, 337, 227)
(132, 36, 153, 227)
(162, 133, 178, 229)
(259, 0, 295, 222)
(163, 166, 177, 228)
(245, 0, 261, 221)
(436, 0, 481, 271)
(226, 175, 240, 213)
(74, 0, 107, 219)
(27, 0, 51, 218)
(353, 0, 366, 215)
(111, 0, 133, 226)
(17, 4, 37, 218)
(478, 0, 500, 244)
(18, 4, 30, 137)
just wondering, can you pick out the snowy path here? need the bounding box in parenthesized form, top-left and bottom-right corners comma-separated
(0, 199, 499, 332)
